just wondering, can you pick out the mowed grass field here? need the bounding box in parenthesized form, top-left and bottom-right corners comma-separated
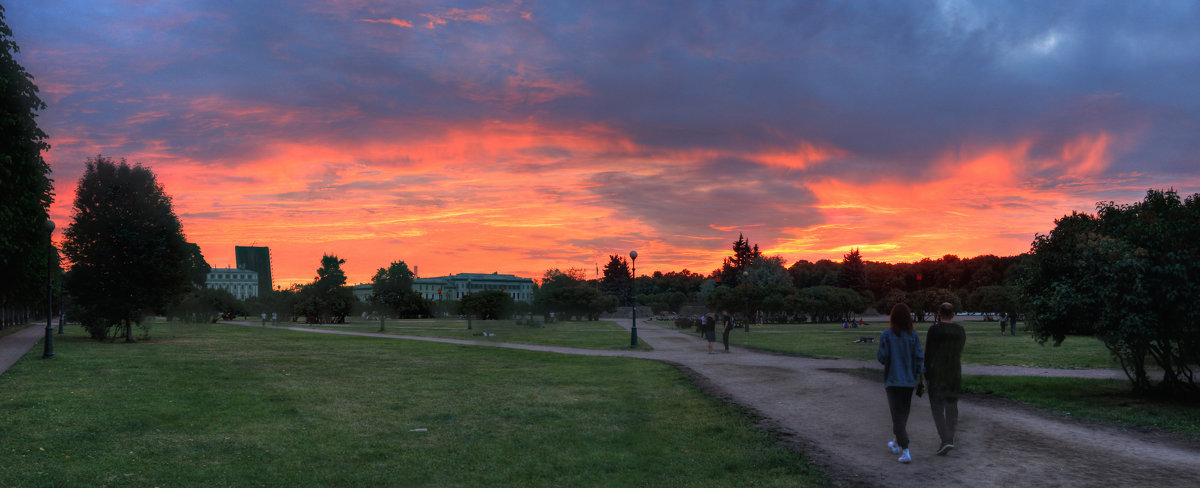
(719, 319, 1116, 369)
(294, 317, 651, 350)
(0, 323, 829, 488)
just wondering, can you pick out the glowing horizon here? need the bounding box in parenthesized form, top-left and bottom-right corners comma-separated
(12, 2, 1199, 288)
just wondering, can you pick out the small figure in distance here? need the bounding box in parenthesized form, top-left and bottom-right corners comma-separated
(925, 302, 966, 456)
(721, 311, 734, 352)
(878, 302, 924, 464)
(704, 312, 717, 354)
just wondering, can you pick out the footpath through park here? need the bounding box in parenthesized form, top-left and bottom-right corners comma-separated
(288, 320, 1200, 488)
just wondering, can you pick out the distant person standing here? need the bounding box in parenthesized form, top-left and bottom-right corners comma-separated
(704, 312, 717, 354)
(925, 302, 966, 455)
(1009, 314, 1017, 336)
(878, 302, 924, 464)
(999, 313, 1007, 335)
(721, 311, 734, 352)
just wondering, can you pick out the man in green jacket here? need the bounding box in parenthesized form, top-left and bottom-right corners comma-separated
(925, 302, 966, 455)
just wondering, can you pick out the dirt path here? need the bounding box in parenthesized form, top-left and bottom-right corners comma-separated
(289, 322, 1200, 487)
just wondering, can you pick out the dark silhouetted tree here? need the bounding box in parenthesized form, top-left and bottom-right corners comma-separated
(371, 260, 430, 318)
(62, 157, 191, 341)
(0, 6, 55, 322)
(600, 254, 633, 305)
(295, 254, 354, 324)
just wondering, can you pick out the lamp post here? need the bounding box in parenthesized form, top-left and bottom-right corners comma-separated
(743, 270, 750, 333)
(466, 279, 472, 330)
(629, 250, 638, 348)
(43, 219, 55, 359)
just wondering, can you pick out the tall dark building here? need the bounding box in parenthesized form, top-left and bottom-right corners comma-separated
(235, 246, 273, 293)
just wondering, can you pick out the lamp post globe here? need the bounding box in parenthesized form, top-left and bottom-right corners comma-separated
(629, 250, 638, 348)
(43, 219, 55, 359)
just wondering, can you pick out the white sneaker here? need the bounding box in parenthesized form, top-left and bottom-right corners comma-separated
(888, 440, 901, 454)
(898, 448, 912, 464)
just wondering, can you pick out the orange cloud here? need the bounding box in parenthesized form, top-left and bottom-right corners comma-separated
(777, 132, 1122, 264)
(360, 18, 414, 28)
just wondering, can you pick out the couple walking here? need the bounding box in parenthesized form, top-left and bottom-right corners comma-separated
(877, 301, 966, 464)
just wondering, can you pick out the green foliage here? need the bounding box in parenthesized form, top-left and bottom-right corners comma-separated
(600, 254, 633, 305)
(370, 260, 430, 318)
(965, 285, 1018, 318)
(837, 249, 867, 293)
(905, 288, 962, 322)
(716, 233, 762, 286)
(534, 268, 617, 320)
(62, 156, 192, 341)
(0, 5, 55, 311)
(182, 242, 211, 289)
(170, 287, 244, 323)
(294, 255, 354, 324)
(792, 286, 865, 323)
(1022, 189, 1200, 395)
(460, 289, 514, 320)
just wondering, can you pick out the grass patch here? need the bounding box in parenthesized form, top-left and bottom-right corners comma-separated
(833, 368, 1200, 440)
(723, 320, 1115, 369)
(293, 317, 652, 350)
(0, 323, 828, 487)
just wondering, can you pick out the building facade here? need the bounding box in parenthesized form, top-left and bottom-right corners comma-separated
(206, 267, 259, 300)
(235, 246, 273, 294)
(414, 272, 535, 303)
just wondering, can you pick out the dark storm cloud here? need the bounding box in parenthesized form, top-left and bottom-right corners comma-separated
(587, 157, 822, 249)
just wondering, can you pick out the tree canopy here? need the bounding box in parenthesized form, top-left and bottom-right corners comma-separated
(62, 156, 192, 340)
(1021, 189, 1200, 396)
(294, 254, 355, 324)
(371, 260, 429, 318)
(534, 268, 616, 321)
(600, 254, 632, 306)
(0, 5, 55, 315)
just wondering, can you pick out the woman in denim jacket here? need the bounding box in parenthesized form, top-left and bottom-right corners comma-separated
(878, 302, 924, 463)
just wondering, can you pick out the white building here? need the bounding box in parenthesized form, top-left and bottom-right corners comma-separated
(206, 267, 259, 300)
(415, 272, 535, 303)
(352, 272, 536, 304)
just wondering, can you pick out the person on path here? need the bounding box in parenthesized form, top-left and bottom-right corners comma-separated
(878, 302, 924, 464)
(925, 302, 966, 455)
(704, 312, 717, 354)
(721, 311, 734, 352)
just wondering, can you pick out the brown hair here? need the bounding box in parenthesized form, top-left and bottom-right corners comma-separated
(938, 302, 955, 320)
(889, 302, 914, 335)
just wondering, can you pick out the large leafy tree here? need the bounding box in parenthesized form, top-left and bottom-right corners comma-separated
(0, 5, 55, 319)
(371, 260, 429, 318)
(295, 255, 355, 324)
(837, 249, 868, 295)
(62, 157, 192, 341)
(716, 233, 761, 287)
(534, 268, 616, 321)
(460, 290, 514, 320)
(600, 254, 632, 306)
(1022, 189, 1200, 396)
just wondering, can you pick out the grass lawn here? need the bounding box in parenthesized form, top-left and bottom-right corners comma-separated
(0, 323, 829, 487)
(836, 368, 1200, 440)
(717, 319, 1116, 369)
(291, 317, 652, 351)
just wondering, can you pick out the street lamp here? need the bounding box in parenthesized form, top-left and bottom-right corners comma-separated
(43, 219, 55, 359)
(629, 250, 638, 348)
(466, 279, 472, 330)
(743, 270, 750, 333)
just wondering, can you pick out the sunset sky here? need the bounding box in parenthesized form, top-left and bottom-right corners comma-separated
(9, 1, 1200, 287)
